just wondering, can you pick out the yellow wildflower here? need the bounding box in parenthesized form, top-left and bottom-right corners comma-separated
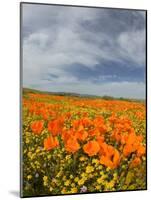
(56, 171, 62, 178)
(98, 165, 103, 170)
(61, 188, 66, 194)
(70, 174, 74, 179)
(79, 156, 86, 161)
(23, 149, 27, 154)
(78, 178, 85, 186)
(47, 155, 51, 159)
(43, 176, 48, 186)
(92, 158, 99, 165)
(64, 180, 71, 186)
(71, 187, 78, 193)
(81, 172, 87, 178)
(95, 185, 100, 190)
(71, 183, 75, 187)
(88, 174, 93, 179)
(25, 138, 30, 144)
(36, 148, 40, 153)
(97, 177, 103, 184)
(65, 155, 71, 159)
(113, 172, 118, 180)
(43, 176, 48, 182)
(97, 174, 108, 184)
(106, 180, 115, 189)
(27, 175, 32, 180)
(27, 152, 32, 158)
(63, 175, 66, 181)
(100, 171, 104, 176)
(86, 166, 94, 173)
(52, 178, 57, 184)
(74, 177, 79, 182)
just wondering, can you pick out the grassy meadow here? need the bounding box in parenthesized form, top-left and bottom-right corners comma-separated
(22, 88, 146, 196)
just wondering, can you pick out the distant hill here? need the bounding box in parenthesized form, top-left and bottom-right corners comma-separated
(22, 87, 145, 103)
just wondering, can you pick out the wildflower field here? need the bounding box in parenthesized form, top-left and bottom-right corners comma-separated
(22, 89, 146, 196)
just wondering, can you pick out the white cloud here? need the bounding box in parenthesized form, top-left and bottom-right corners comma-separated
(118, 30, 145, 66)
(22, 4, 146, 99)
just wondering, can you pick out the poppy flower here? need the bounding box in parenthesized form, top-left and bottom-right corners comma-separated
(75, 125, 88, 141)
(65, 137, 80, 153)
(65, 112, 72, 119)
(88, 128, 100, 137)
(31, 120, 44, 134)
(96, 136, 104, 145)
(48, 118, 64, 136)
(126, 131, 136, 145)
(130, 157, 141, 167)
(76, 130, 88, 141)
(82, 117, 92, 127)
(44, 136, 59, 151)
(83, 140, 100, 156)
(100, 148, 120, 169)
(62, 129, 74, 143)
(72, 120, 80, 129)
(109, 113, 117, 124)
(123, 131, 144, 157)
(123, 144, 135, 157)
(98, 125, 107, 134)
(41, 110, 48, 120)
(112, 149, 120, 167)
(120, 134, 128, 145)
(98, 142, 109, 156)
(100, 155, 114, 169)
(94, 116, 104, 125)
(137, 145, 145, 157)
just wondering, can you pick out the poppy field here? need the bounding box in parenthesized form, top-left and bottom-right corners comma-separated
(22, 89, 146, 197)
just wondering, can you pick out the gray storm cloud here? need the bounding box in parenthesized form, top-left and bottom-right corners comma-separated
(22, 3, 146, 99)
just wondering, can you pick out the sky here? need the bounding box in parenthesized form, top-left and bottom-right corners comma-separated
(22, 3, 146, 99)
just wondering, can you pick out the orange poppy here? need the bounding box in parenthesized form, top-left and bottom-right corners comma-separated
(31, 120, 44, 134)
(112, 149, 121, 167)
(120, 134, 128, 145)
(75, 125, 88, 141)
(48, 118, 64, 136)
(137, 135, 143, 143)
(94, 116, 104, 125)
(111, 130, 121, 143)
(65, 136, 80, 153)
(130, 157, 141, 167)
(100, 155, 114, 168)
(44, 136, 59, 151)
(41, 110, 48, 120)
(65, 112, 72, 119)
(126, 131, 136, 145)
(82, 117, 92, 127)
(62, 129, 74, 143)
(83, 140, 100, 156)
(123, 131, 144, 157)
(96, 135, 104, 145)
(72, 118, 91, 130)
(137, 145, 145, 157)
(76, 130, 88, 141)
(72, 120, 80, 129)
(109, 113, 117, 124)
(98, 125, 107, 134)
(88, 128, 100, 137)
(123, 144, 135, 157)
(94, 117, 107, 134)
(99, 142, 109, 155)
(100, 147, 120, 169)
